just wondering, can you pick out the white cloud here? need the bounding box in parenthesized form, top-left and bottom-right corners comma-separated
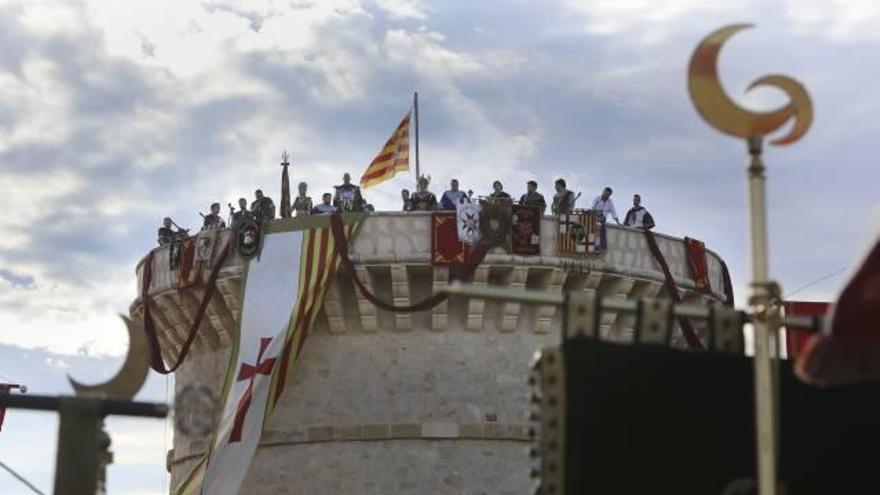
(784, 0, 880, 41)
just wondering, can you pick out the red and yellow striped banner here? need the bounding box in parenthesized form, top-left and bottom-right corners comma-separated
(360, 111, 411, 189)
(268, 220, 359, 410)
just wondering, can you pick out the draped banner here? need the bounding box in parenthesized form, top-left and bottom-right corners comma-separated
(684, 236, 711, 294)
(512, 205, 541, 255)
(174, 221, 359, 495)
(177, 236, 199, 289)
(479, 203, 512, 251)
(643, 230, 704, 349)
(432, 212, 469, 265)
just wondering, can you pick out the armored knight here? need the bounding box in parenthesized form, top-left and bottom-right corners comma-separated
(293, 182, 313, 217)
(251, 189, 276, 223)
(333, 173, 365, 212)
(411, 176, 437, 211)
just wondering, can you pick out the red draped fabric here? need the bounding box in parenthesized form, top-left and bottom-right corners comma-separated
(432, 212, 469, 265)
(684, 237, 711, 294)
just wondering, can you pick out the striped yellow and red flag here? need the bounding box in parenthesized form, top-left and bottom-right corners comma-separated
(360, 110, 411, 188)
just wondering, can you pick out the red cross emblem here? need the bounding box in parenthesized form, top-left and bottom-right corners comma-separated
(229, 337, 276, 443)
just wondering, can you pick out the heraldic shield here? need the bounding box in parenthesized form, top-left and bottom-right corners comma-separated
(557, 210, 602, 256)
(479, 203, 512, 251)
(236, 216, 263, 259)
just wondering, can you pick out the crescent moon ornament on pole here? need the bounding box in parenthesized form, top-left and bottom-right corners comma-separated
(67, 315, 151, 400)
(687, 23, 813, 145)
(687, 24, 815, 495)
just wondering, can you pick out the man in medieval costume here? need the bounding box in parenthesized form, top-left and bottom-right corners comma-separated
(313, 193, 337, 215)
(293, 182, 313, 217)
(488, 180, 512, 203)
(202, 202, 226, 230)
(333, 173, 365, 212)
(411, 176, 438, 211)
(440, 179, 466, 210)
(230, 198, 254, 229)
(552, 179, 576, 215)
(251, 189, 276, 223)
(624, 194, 655, 230)
(519, 180, 547, 214)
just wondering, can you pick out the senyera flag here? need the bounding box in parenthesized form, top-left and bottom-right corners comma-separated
(174, 216, 360, 495)
(360, 110, 411, 189)
(796, 234, 880, 385)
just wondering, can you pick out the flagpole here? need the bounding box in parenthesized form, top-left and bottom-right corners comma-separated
(414, 92, 420, 182)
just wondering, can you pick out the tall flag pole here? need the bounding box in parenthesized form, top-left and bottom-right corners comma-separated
(687, 24, 813, 495)
(280, 151, 292, 218)
(359, 103, 413, 189)
(414, 92, 420, 182)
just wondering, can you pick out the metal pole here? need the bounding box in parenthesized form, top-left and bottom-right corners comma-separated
(746, 136, 780, 495)
(414, 92, 420, 182)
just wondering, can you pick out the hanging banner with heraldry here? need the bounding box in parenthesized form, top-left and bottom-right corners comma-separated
(456, 198, 480, 246)
(512, 205, 541, 255)
(557, 210, 603, 256)
(235, 215, 263, 260)
(432, 212, 469, 266)
(479, 203, 512, 251)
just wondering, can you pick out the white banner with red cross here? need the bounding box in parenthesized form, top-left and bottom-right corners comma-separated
(200, 229, 303, 495)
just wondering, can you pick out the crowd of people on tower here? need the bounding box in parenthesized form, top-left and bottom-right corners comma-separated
(157, 172, 655, 246)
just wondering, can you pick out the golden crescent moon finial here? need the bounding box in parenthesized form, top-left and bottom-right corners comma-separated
(67, 315, 151, 400)
(687, 24, 813, 145)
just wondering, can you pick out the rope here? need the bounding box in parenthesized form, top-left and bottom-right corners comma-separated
(642, 229, 704, 349)
(784, 266, 847, 299)
(0, 460, 46, 495)
(329, 213, 489, 313)
(141, 241, 232, 374)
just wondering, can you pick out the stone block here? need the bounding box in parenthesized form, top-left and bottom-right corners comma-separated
(422, 422, 459, 438)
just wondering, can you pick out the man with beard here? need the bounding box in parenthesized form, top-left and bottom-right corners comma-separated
(624, 194, 655, 230)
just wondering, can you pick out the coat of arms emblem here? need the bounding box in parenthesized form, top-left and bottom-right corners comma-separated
(236, 215, 262, 259)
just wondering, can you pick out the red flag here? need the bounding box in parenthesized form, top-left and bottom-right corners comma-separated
(796, 236, 880, 385)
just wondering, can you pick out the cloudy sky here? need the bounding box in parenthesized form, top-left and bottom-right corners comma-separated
(0, 0, 877, 492)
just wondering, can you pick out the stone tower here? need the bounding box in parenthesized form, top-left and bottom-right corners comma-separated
(131, 212, 730, 494)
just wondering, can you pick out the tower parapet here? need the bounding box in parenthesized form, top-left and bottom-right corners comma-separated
(131, 212, 729, 493)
